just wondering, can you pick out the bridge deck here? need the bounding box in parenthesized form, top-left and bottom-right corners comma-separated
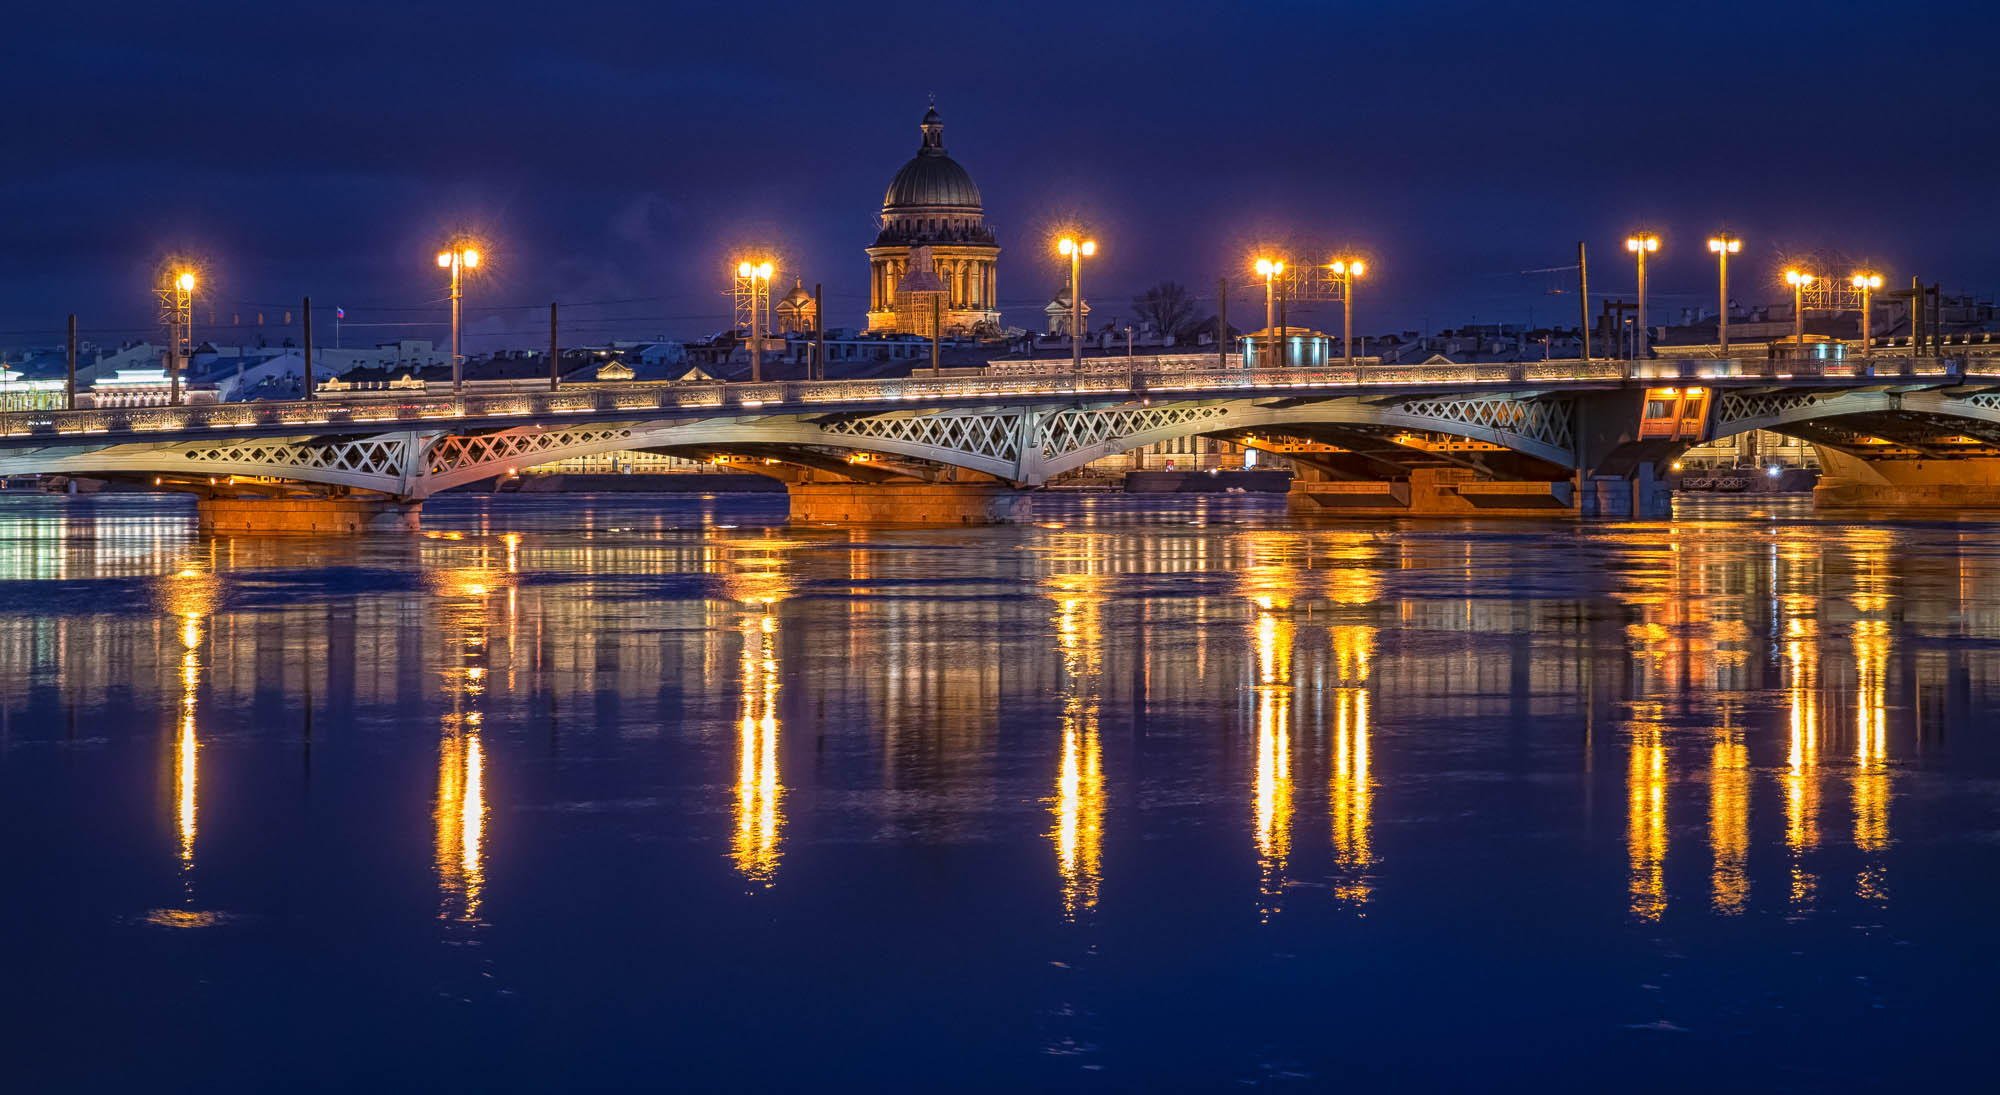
(0, 356, 1981, 450)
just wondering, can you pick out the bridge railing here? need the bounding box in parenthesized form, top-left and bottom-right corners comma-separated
(0, 355, 1979, 442)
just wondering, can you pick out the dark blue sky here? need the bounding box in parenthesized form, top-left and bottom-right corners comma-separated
(6, 0, 1997, 347)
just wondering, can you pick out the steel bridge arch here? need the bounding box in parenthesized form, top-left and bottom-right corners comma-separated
(1708, 388, 2000, 445)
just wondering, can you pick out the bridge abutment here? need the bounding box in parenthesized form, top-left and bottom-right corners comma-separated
(788, 482, 1033, 525)
(1813, 448, 2000, 508)
(196, 496, 423, 534)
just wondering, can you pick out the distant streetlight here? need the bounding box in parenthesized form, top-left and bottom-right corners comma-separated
(437, 239, 482, 395)
(1784, 268, 1816, 353)
(1850, 271, 1884, 353)
(1328, 258, 1366, 366)
(1707, 235, 1742, 355)
(1625, 233, 1660, 359)
(1057, 236, 1096, 376)
(736, 260, 774, 382)
(1254, 257, 1285, 367)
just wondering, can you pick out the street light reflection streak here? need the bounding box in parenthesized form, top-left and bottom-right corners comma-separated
(1626, 703, 1668, 922)
(1328, 624, 1376, 907)
(176, 612, 201, 870)
(1050, 585, 1105, 921)
(1785, 620, 1821, 911)
(1709, 727, 1750, 916)
(732, 609, 783, 886)
(1252, 602, 1294, 922)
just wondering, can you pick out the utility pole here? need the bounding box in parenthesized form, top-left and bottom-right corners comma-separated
(1276, 276, 1288, 367)
(1576, 242, 1591, 363)
(65, 314, 77, 409)
(549, 302, 560, 391)
(813, 283, 825, 380)
(302, 297, 314, 400)
(1217, 278, 1229, 369)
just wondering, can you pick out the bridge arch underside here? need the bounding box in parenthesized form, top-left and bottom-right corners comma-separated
(1711, 388, 2000, 463)
(0, 393, 1589, 498)
(428, 394, 1583, 490)
(1710, 388, 2000, 505)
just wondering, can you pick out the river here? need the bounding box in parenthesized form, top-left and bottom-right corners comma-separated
(2, 492, 1996, 1090)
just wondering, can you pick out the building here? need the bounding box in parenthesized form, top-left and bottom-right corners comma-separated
(775, 282, 816, 335)
(864, 106, 1002, 337)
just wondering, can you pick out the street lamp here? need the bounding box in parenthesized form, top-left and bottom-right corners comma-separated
(1707, 235, 1742, 355)
(1850, 271, 1883, 353)
(736, 260, 774, 381)
(1625, 233, 1660, 359)
(161, 267, 197, 406)
(1784, 268, 1816, 354)
(1057, 236, 1096, 376)
(1328, 258, 1366, 365)
(437, 239, 482, 395)
(1254, 257, 1285, 367)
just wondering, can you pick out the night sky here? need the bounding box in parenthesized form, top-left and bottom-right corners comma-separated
(7, 0, 1997, 349)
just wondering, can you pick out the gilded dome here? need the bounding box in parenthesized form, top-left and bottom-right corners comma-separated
(882, 107, 983, 211)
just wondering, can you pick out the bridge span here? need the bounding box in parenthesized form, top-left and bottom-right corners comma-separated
(2, 353, 1996, 530)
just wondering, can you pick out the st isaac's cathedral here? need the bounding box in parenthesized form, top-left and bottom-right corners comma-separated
(864, 106, 1002, 337)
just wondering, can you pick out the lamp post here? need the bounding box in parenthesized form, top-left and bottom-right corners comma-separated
(436, 239, 481, 395)
(1329, 258, 1366, 365)
(1057, 236, 1096, 376)
(165, 269, 196, 406)
(1624, 233, 1659, 359)
(736, 260, 774, 381)
(1707, 235, 1741, 355)
(1850, 272, 1883, 353)
(1784, 268, 1816, 354)
(1254, 257, 1284, 367)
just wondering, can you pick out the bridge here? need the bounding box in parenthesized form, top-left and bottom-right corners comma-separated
(2, 352, 1996, 530)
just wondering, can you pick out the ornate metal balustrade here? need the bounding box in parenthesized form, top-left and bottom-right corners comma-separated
(2, 356, 1975, 446)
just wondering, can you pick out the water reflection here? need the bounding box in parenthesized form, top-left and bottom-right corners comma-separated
(1850, 529, 1893, 903)
(434, 565, 494, 923)
(1626, 702, 1668, 922)
(734, 607, 783, 886)
(1784, 615, 1821, 912)
(727, 536, 792, 888)
(1251, 593, 1294, 921)
(1708, 714, 1750, 916)
(1328, 623, 1374, 907)
(159, 566, 217, 878)
(1049, 573, 1105, 921)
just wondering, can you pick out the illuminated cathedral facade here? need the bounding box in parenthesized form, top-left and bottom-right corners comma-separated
(865, 106, 1002, 336)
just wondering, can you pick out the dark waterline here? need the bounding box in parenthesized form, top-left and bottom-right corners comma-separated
(2, 492, 1997, 1091)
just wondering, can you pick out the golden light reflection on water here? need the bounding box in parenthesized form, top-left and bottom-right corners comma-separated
(1784, 617, 1821, 912)
(1252, 595, 1294, 921)
(1049, 575, 1105, 921)
(732, 607, 783, 886)
(1329, 624, 1375, 907)
(724, 535, 794, 889)
(1850, 531, 1893, 902)
(159, 566, 217, 876)
(1626, 702, 1668, 922)
(1709, 721, 1750, 916)
(434, 565, 495, 923)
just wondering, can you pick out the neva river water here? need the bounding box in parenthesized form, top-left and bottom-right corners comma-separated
(3, 491, 1997, 1090)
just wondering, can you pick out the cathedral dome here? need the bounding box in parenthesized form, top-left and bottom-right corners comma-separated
(882, 107, 983, 211)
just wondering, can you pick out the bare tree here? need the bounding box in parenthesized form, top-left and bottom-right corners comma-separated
(1132, 281, 1201, 340)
